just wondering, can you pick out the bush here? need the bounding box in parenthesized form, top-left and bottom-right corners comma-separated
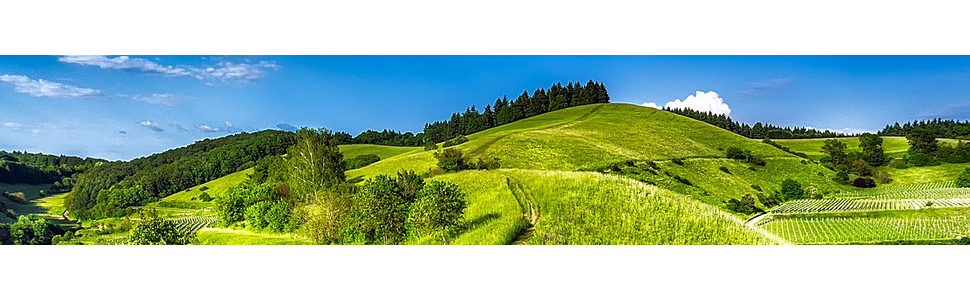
(751, 184, 762, 191)
(126, 215, 195, 245)
(246, 200, 291, 232)
(672, 175, 692, 186)
(833, 171, 850, 184)
(433, 148, 466, 172)
(346, 154, 381, 170)
(407, 181, 467, 244)
(725, 194, 763, 214)
(198, 192, 214, 202)
(780, 179, 804, 200)
(473, 155, 501, 170)
(852, 177, 877, 188)
(442, 136, 469, 148)
(199, 186, 209, 191)
(718, 166, 731, 174)
(758, 192, 782, 207)
(905, 152, 939, 167)
(957, 168, 970, 188)
(671, 158, 685, 165)
(748, 166, 757, 171)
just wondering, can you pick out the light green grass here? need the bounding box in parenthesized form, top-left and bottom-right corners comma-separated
(157, 168, 253, 203)
(772, 137, 965, 160)
(882, 162, 970, 185)
(502, 169, 782, 245)
(195, 228, 312, 245)
(350, 103, 796, 179)
(413, 170, 527, 245)
(339, 144, 422, 159)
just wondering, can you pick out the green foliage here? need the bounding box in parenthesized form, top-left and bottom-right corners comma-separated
(345, 154, 381, 170)
(780, 179, 804, 200)
(666, 108, 847, 139)
(0, 223, 10, 245)
(905, 152, 939, 167)
(288, 127, 346, 201)
(408, 181, 467, 244)
(822, 139, 848, 165)
(725, 193, 762, 214)
(423, 141, 439, 151)
(859, 133, 887, 166)
(68, 130, 295, 219)
(245, 200, 291, 232)
(852, 177, 877, 188)
(718, 166, 730, 174)
(907, 127, 938, 155)
(724, 147, 766, 166)
(834, 170, 850, 184)
(433, 148, 466, 172)
(215, 181, 278, 226)
(198, 192, 213, 202)
(126, 215, 195, 245)
(358, 175, 411, 244)
(956, 168, 970, 188)
(472, 155, 501, 170)
(8, 215, 61, 245)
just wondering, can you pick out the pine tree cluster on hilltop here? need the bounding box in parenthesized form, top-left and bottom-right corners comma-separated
(335, 80, 610, 146)
(879, 119, 970, 139)
(665, 107, 850, 139)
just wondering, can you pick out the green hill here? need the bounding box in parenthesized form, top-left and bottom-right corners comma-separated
(338, 144, 421, 160)
(772, 136, 965, 161)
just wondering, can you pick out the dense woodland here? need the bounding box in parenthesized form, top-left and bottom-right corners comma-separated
(879, 119, 970, 139)
(0, 151, 105, 192)
(666, 107, 850, 139)
(333, 80, 610, 146)
(67, 130, 296, 219)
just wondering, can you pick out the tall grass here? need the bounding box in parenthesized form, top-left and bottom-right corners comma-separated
(502, 169, 781, 245)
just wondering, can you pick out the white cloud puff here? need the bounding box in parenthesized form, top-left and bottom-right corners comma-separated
(0, 74, 101, 98)
(197, 124, 222, 132)
(138, 120, 164, 132)
(58, 55, 279, 83)
(642, 91, 731, 115)
(131, 93, 176, 105)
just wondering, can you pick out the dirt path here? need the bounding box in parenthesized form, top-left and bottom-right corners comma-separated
(508, 178, 539, 245)
(745, 213, 768, 227)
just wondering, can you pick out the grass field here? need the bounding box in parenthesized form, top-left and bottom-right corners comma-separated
(195, 228, 312, 245)
(137, 167, 254, 218)
(502, 169, 781, 245)
(772, 136, 966, 161)
(339, 144, 422, 159)
(424, 170, 528, 245)
(0, 182, 55, 201)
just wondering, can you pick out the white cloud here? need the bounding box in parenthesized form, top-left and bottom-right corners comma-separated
(642, 91, 732, 115)
(130, 93, 176, 105)
(58, 55, 279, 83)
(198, 124, 221, 132)
(0, 74, 101, 98)
(3, 121, 23, 130)
(138, 120, 164, 132)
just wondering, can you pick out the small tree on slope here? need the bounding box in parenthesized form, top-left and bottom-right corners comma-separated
(408, 181, 466, 245)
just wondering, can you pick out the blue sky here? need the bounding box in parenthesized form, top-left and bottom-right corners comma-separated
(3, 55, 970, 161)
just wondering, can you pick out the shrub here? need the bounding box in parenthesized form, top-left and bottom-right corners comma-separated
(759, 192, 782, 207)
(905, 152, 939, 167)
(433, 148, 466, 172)
(126, 215, 194, 245)
(833, 171, 850, 184)
(852, 177, 877, 188)
(780, 179, 804, 200)
(199, 186, 210, 192)
(725, 195, 763, 214)
(889, 158, 909, 169)
(198, 192, 214, 202)
(671, 158, 685, 165)
(346, 154, 381, 170)
(246, 200, 291, 232)
(672, 175, 692, 186)
(748, 166, 757, 171)
(423, 141, 439, 151)
(718, 166, 731, 174)
(473, 155, 501, 170)
(957, 168, 970, 188)
(751, 184, 762, 191)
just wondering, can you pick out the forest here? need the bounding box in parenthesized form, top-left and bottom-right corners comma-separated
(0, 151, 105, 192)
(66, 130, 296, 219)
(879, 119, 970, 139)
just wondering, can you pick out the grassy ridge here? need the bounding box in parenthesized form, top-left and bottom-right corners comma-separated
(503, 169, 781, 245)
(772, 136, 965, 160)
(338, 144, 422, 159)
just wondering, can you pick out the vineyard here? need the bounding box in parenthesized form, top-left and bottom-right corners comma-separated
(829, 181, 968, 199)
(770, 198, 970, 214)
(172, 216, 217, 235)
(759, 216, 970, 244)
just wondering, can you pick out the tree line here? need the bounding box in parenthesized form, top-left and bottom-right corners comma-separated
(67, 130, 297, 219)
(0, 151, 105, 189)
(330, 80, 610, 147)
(665, 107, 851, 139)
(879, 118, 970, 139)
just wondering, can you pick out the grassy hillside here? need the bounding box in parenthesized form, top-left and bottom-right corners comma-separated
(349, 103, 794, 179)
(772, 136, 964, 160)
(140, 167, 254, 217)
(339, 144, 422, 159)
